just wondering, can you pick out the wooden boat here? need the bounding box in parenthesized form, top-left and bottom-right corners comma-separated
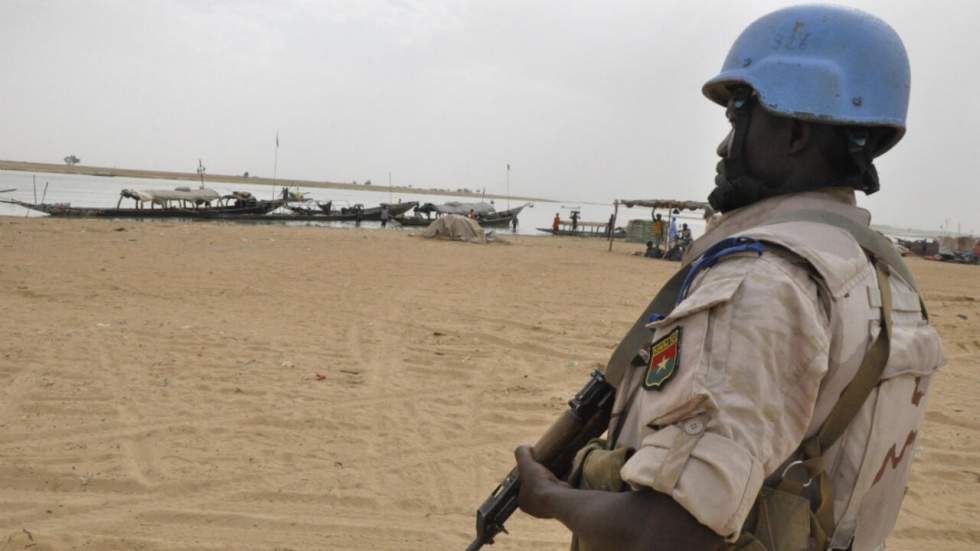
(286, 201, 332, 216)
(1, 197, 283, 218)
(216, 201, 420, 223)
(393, 212, 515, 229)
(1, 187, 288, 218)
(415, 201, 496, 217)
(395, 202, 529, 229)
(284, 201, 417, 221)
(537, 220, 626, 238)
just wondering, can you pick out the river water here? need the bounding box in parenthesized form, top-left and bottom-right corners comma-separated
(0, 169, 706, 239)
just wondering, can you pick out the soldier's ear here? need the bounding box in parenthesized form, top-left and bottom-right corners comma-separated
(787, 119, 813, 156)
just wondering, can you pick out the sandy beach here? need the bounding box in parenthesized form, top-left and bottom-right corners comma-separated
(0, 217, 977, 551)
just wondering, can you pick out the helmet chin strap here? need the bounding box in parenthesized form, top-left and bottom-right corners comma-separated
(844, 128, 881, 195)
(708, 90, 881, 214)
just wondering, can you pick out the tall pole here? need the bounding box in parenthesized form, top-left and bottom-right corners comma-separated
(506, 163, 510, 210)
(197, 159, 206, 188)
(273, 131, 280, 199)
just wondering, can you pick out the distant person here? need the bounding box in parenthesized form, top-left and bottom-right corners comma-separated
(652, 213, 665, 248)
(552, 213, 561, 234)
(665, 223, 693, 262)
(607, 213, 616, 238)
(678, 223, 692, 246)
(643, 240, 662, 258)
(380, 205, 390, 228)
(354, 205, 363, 227)
(570, 210, 580, 232)
(663, 242, 685, 262)
(468, 209, 477, 220)
(668, 208, 679, 245)
(511, 215, 519, 233)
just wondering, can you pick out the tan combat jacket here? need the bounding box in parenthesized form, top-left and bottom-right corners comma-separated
(612, 188, 944, 550)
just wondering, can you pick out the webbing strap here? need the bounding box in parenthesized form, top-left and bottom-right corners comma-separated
(765, 209, 921, 296)
(786, 263, 893, 546)
(816, 264, 893, 452)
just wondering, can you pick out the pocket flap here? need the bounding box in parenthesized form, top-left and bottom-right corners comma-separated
(646, 270, 747, 330)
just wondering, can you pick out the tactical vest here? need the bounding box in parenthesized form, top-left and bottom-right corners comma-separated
(570, 208, 940, 551)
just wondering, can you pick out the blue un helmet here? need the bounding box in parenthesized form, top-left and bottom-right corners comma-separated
(703, 4, 910, 156)
(702, 5, 911, 213)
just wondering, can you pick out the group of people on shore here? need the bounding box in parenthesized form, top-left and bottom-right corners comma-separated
(643, 209, 692, 260)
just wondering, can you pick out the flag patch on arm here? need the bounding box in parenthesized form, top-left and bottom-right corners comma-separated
(643, 327, 681, 391)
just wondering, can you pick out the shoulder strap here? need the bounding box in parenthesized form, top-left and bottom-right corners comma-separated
(764, 209, 921, 295)
(815, 264, 893, 454)
(774, 264, 892, 549)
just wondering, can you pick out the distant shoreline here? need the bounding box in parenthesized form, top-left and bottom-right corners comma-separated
(0, 159, 554, 204)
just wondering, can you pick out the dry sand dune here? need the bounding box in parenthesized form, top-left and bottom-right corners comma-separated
(0, 218, 976, 550)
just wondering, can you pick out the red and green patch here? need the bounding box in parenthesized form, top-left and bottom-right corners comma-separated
(643, 327, 681, 391)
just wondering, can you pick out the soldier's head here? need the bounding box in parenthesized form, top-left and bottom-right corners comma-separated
(703, 5, 910, 213)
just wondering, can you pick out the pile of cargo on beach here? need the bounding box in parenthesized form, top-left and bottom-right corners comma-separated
(896, 234, 980, 265)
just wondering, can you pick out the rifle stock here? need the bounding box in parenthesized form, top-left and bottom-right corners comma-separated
(466, 370, 615, 550)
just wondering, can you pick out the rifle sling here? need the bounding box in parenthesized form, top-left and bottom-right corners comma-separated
(604, 266, 692, 388)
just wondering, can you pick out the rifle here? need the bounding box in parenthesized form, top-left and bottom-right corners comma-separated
(465, 369, 615, 551)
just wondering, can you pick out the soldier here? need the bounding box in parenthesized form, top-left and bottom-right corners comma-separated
(515, 5, 944, 551)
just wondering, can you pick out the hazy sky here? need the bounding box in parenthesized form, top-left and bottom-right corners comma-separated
(2, 0, 977, 232)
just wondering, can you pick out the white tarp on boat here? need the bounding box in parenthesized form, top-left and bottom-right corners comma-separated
(122, 188, 221, 203)
(433, 201, 496, 216)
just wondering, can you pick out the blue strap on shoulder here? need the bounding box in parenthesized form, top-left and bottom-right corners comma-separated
(676, 237, 764, 305)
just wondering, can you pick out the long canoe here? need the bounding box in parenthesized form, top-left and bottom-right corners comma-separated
(395, 203, 527, 229)
(0, 198, 284, 218)
(537, 226, 626, 238)
(394, 212, 517, 229)
(285, 201, 417, 221)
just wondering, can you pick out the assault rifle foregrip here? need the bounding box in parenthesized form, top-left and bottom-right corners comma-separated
(466, 370, 615, 551)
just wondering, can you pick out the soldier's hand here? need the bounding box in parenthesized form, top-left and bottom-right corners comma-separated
(514, 445, 568, 519)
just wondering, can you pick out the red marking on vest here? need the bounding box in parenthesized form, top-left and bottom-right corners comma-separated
(911, 377, 925, 406)
(872, 431, 917, 486)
